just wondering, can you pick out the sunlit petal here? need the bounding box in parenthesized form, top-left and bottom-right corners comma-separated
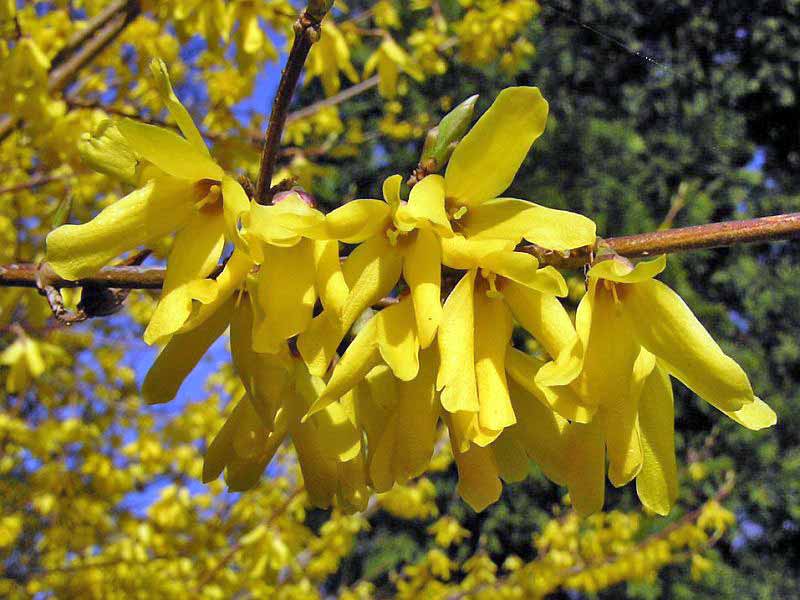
(588, 254, 666, 284)
(117, 118, 223, 181)
(250, 240, 316, 354)
(395, 174, 452, 236)
(321, 199, 392, 243)
(437, 270, 479, 413)
(143, 211, 225, 345)
(376, 298, 420, 381)
(462, 198, 596, 250)
(626, 278, 756, 412)
(142, 296, 233, 405)
(445, 87, 549, 207)
(403, 229, 442, 348)
(473, 288, 515, 439)
(47, 177, 195, 280)
(150, 58, 209, 155)
(636, 364, 679, 516)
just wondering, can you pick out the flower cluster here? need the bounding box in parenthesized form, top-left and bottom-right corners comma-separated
(46, 60, 775, 515)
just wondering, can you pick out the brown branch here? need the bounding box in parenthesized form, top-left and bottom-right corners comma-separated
(50, 0, 133, 70)
(192, 486, 305, 593)
(255, 3, 333, 204)
(520, 211, 800, 269)
(2, 212, 799, 291)
(286, 75, 381, 124)
(0, 175, 69, 196)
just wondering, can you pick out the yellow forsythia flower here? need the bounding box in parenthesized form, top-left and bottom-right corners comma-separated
(305, 21, 359, 96)
(559, 255, 776, 516)
(364, 37, 424, 98)
(46, 59, 251, 345)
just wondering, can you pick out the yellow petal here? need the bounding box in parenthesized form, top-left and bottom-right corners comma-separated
(564, 419, 606, 517)
(636, 364, 678, 516)
(370, 347, 439, 491)
(505, 347, 593, 423)
(46, 177, 195, 280)
(437, 270, 479, 413)
(474, 288, 516, 437)
(502, 281, 575, 359)
(117, 118, 223, 181)
(179, 249, 254, 334)
(314, 239, 349, 317)
(440, 235, 512, 270)
(508, 379, 569, 485)
(221, 401, 290, 490)
(483, 251, 567, 296)
(310, 317, 381, 417)
(626, 278, 756, 412)
(203, 392, 245, 483)
(403, 229, 442, 348)
(588, 254, 666, 283)
(395, 174, 453, 236)
(445, 87, 549, 207)
(382, 174, 403, 212)
(149, 58, 209, 156)
(462, 198, 596, 250)
(250, 240, 316, 354)
(574, 282, 640, 411)
(142, 296, 233, 405)
(603, 345, 648, 488)
(376, 298, 420, 381)
(492, 433, 530, 483)
(143, 211, 225, 345)
(720, 396, 776, 430)
(321, 199, 392, 243)
(246, 194, 325, 250)
(446, 415, 502, 512)
(230, 300, 292, 427)
(221, 176, 251, 251)
(298, 235, 403, 376)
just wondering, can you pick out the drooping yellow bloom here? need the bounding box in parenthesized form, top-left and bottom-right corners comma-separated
(560, 255, 776, 516)
(305, 20, 359, 97)
(46, 59, 250, 345)
(298, 173, 453, 375)
(364, 37, 424, 99)
(0, 334, 68, 394)
(436, 235, 574, 446)
(433, 86, 596, 252)
(142, 194, 344, 406)
(201, 307, 369, 511)
(299, 87, 594, 378)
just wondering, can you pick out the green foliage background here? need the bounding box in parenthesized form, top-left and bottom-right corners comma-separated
(299, 1, 800, 595)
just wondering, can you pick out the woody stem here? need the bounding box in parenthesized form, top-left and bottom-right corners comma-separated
(254, 2, 333, 205)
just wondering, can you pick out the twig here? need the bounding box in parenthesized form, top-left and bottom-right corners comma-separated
(3, 212, 800, 291)
(192, 486, 305, 593)
(0, 175, 69, 196)
(255, 2, 334, 204)
(286, 75, 381, 124)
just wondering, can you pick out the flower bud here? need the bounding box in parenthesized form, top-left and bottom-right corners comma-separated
(420, 94, 478, 172)
(307, 0, 334, 21)
(78, 120, 139, 185)
(273, 187, 317, 208)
